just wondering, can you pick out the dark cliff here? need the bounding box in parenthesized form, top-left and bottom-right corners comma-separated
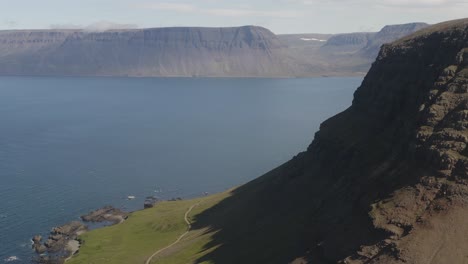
(187, 18, 468, 264)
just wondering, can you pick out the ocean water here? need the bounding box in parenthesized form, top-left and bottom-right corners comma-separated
(0, 76, 362, 263)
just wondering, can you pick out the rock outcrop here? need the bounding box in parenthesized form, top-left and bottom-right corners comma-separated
(144, 196, 159, 209)
(32, 221, 86, 264)
(80, 206, 128, 224)
(33, 206, 128, 263)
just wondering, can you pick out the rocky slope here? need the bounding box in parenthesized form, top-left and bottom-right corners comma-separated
(181, 18, 468, 263)
(0, 24, 426, 77)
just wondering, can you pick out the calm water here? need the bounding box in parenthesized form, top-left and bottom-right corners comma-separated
(0, 76, 361, 263)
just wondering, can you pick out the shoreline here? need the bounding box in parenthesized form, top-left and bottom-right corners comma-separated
(32, 206, 130, 264)
(63, 190, 232, 263)
(31, 194, 189, 263)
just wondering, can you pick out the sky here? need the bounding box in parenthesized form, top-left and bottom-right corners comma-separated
(0, 0, 467, 34)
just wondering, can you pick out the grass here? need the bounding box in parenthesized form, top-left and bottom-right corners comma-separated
(68, 191, 232, 264)
(149, 203, 224, 264)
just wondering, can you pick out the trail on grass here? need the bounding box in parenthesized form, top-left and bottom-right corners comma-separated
(145, 204, 198, 264)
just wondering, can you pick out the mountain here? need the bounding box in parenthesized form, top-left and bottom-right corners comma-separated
(359, 22, 429, 58)
(322, 32, 372, 48)
(0, 24, 427, 77)
(278, 23, 430, 75)
(0, 26, 300, 77)
(141, 18, 466, 263)
(319, 23, 428, 57)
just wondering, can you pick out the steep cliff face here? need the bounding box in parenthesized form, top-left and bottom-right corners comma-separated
(185, 18, 468, 264)
(0, 26, 300, 77)
(308, 18, 468, 263)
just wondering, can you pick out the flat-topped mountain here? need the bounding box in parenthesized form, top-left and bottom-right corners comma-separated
(0, 26, 301, 77)
(0, 24, 427, 77)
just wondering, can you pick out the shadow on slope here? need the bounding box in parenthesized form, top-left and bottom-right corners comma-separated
(190, 109, 424, 263)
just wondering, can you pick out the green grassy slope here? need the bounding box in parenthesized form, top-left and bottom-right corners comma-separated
(68, 191, 231, 264)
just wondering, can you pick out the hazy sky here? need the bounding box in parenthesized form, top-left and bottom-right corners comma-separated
(1, 0, 467, 33)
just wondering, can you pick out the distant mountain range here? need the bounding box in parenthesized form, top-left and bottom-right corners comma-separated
(0, 23, 428, 77)
(279, 22, 429, 76)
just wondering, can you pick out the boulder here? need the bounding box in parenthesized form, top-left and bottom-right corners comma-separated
(144, 196, 159, 209)
(32, 235, 42, 244)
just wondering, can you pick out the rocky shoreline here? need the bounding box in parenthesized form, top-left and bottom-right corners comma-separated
(80, 206, 128, 224)
(31, 197, 161, 264)
(32, 206, 128, 264)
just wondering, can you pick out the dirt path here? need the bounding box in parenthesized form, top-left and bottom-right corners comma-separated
(145, 204, 198, 264)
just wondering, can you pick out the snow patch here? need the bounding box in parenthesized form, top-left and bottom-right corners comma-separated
(300, 38, 326, 42)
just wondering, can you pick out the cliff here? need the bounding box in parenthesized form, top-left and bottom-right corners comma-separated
(179, 18, 468, 263)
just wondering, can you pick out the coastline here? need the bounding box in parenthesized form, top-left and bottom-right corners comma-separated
(32, 206, 130, 264)
(31, 194, 203, 263)
(62, 190, 232, 264)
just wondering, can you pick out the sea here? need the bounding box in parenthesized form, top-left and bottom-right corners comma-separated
(0, 76, 362, 263)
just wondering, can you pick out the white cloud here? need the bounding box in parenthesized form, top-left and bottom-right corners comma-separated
(138, 3, 301, 18)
